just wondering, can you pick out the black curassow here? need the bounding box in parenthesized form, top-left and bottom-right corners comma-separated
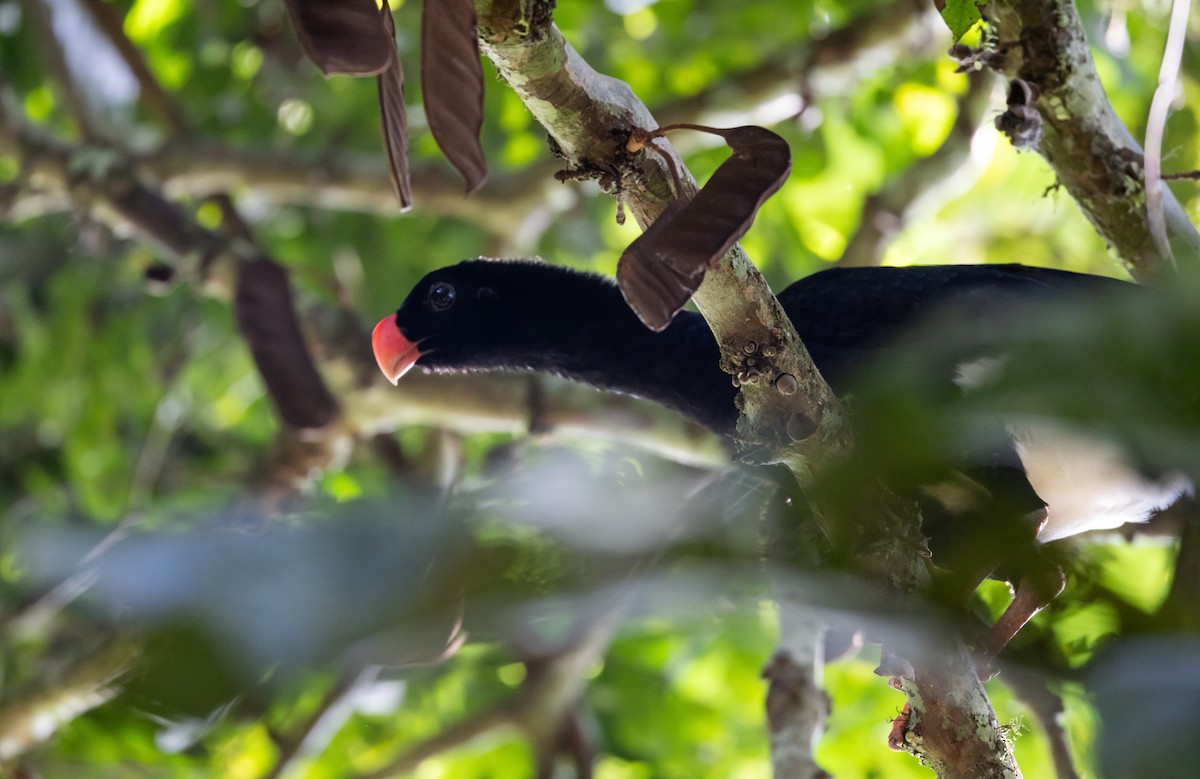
(372, 259, 1190, 656)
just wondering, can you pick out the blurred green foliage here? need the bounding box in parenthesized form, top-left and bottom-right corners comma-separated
(1, 0, 1199, 776)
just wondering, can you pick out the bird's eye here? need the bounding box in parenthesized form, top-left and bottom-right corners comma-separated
(428, 282, 457, 312)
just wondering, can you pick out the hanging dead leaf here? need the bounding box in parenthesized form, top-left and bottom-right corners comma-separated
(281, 0, 394, 76)
(378, 1, 413, 211)
(421, 0, 487, 193)
(617, 125, 792, 330)
(234, 257, 339, 431)
(616, 201, 698, 332)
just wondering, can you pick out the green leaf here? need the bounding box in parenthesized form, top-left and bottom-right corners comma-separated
(940, 0, 982, 41)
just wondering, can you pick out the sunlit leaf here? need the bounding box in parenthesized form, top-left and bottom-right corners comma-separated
(124, 0, 185, 42)
(939, 0, 981, 42)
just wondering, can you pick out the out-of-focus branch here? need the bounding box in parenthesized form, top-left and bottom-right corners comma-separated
(0, 638, 138, 761)
(76, 0, 190, 135)
(1160, 498, 1200, 630)
(655, 0, 942, 129)
(985, 0, 1200, 280)
(142, 140, 571, 236)
(263, 670, 363, 779)
(1142, 0, 1191, 263)
(19, 0, 97, 139)
(357, 613, 618, 779)
(1002, 669, 1080, 779)
(0, 130, 571, 237)
(349, 372, 727, 467)
(763, 648, 830, 779)
(838, 71, 993, 267)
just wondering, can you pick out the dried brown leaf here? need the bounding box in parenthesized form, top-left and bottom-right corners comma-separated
(421, 0, 487, 194)
(378, 1, 413, 211)
(615, 201, 699, 332)
(281, 0, 394, 76)
(234, 257, 339, 430)
(617, 125, 792, 330)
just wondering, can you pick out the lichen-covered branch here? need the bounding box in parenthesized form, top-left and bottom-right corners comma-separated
(892, 642, 1021, 779)
(985, 0, 1200, 279)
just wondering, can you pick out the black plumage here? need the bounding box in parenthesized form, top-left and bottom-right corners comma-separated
(377, 259, 1190, 538)
(380, 259, 1123, 436)
(374, 258, 1189, 655)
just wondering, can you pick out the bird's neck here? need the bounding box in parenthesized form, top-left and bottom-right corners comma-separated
(499, 283, 736, 434)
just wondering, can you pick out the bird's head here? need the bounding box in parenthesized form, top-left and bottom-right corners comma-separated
(373, 262, 496, 384)
(372, 259, 601, 384)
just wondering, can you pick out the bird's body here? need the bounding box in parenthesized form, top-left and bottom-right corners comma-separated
(373, 259, 1187, 544)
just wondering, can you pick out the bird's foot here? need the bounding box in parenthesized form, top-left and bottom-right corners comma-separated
(876, 652, 916, 751)
(888, 699, 912, 752)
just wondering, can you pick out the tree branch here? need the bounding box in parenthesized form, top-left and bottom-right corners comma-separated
(889, 641, 1021, 778)
(19, 0, 97, 139)
(0, 638, 138, 761)
(654, 0, 943, 129)
(985, 0, 1200, 279)
(763, 648, 830, 779)
(1001, 669, 1080, 779)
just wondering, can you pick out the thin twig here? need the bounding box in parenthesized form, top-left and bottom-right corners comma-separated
(985, 0, 1200, 279)
(355, 611, 620, 779)
(262, 669, 366, 779)
(1142, 0, 1191, 265)
(1002, 669, 1080, 779)
(357, 704, 518, 779)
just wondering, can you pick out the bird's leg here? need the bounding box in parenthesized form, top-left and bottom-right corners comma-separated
(888, 701, 912, 751)
(977, 563, 1066, 666)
